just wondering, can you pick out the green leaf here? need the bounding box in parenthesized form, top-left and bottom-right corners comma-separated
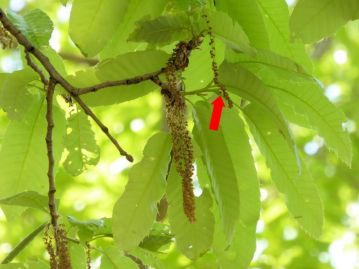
(209, 11, 254, 55)
(0, 264, 24, 269)
(1, 223, 47, 264)
(215, 0, 270, 49)
(215, 224, 257, 269)
(290, 0, 359, 43)
(0, 69, 37, 120)
(101, 0, 166, 58)
(100, 246, 138, 269)
(231, 57, 352, 164)
(24, 261, 49, 269)
(67, 216, 111, 242)
(128, 13, 193, 46)
(69, 0, 130, 57)
(183, 36, 225, 91)
(256, 0, 312, 71)
(219, 62, 294, 150)
(214, 109, 260, 268)
(192, 101, 239, 243)
(112, 132, 172, 250)
(243, 103, 323, 238)
(225, 48, 309, 76)
(74, 50, 169, 107)
(139, 223, 173, 252)
(0, 95, 66, 198)
(167, 166, 214, 259)
(265, 76, 351, 165)
(8, 9, 53, 47)
(63, 106, 100, 176)
(69, 244, 87, 269)
(127, 248, 165, 269)
(0, 191, 49, 212)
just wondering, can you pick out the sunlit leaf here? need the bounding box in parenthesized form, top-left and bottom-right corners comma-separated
(139, 223, 173, 252)
(100, 246, 138, 269)
(0, 191, 50, 212)
(63, 106, 100, 176)
(216, 0, 270, 49)
(101, 0, 166, 58)
(68, 216, 112, 242)
(72, 50, 169, 107)
(128, 13, 194, 46)
(0, 69, 37, 120)
(193, 101, 239, 243)
(69, 0, 130, 56)
(214, 108, 260, 269)
(209, 11, 254, 55)
(219, 61, 295, 152)
(8, 9, 53, 47)
(256, 0, 312, 71)
(167, 165, 214, 259)
(243, 103, 323, 238)
(267, 75, 351, 165)
(290, 0, 359, 43)
(112, 132, 172, 250)
(0, 95, 65, 198)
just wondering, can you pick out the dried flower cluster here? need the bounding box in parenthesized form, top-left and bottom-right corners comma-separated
(43, 224, 72, 269)
(163, 38, 203, 222)
(0, 25, 17, 49)
(86, 242, 92, 269)
(203, 13, 233, 108)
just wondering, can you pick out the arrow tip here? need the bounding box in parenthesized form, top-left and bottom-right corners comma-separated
(211, 96, 225, 107)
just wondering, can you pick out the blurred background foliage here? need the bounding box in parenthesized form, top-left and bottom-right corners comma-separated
(0, 0, 358, 268)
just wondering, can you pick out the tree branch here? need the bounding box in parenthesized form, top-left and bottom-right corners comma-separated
(25, 50, 49, 85)
(0, 8, 133, 162)
(74, 96, 133, 162)
(45, 78, 59, 234)
(76, 69, 165, 95)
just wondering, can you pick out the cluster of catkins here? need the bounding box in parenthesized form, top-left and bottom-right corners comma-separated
(163, 39, 203, 223)
(44, 224, 72, 269)
(0, 25, 17, 49)
(203, 13, 233, 108)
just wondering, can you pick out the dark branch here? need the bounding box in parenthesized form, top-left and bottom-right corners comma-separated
(25, 50, 49, 85)
(0, 8, 133, 162)
(74, 96, 133, 162)
(45, 78, 64, 260)
(46, 78, 57, 229)
(76, 69, 165, 95)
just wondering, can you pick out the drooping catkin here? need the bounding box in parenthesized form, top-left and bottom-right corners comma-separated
(44, 224, 57, 269)
(203, 13, 233, 108)
(162, 39, 202, 222)
(0, 25, 17, 49)
(85, 242, 91, 269)
(43, 224, 72, 269)
(57, 225, 72, 269)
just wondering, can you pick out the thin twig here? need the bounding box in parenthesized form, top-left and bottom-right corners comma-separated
(25, 50, 49, 85)
(45, 78, 60, 239)
(76, 69, 165, 95)
(67, 237, 147, 269)
(1, 222, 47, 264)
(0, 8, 133, 162)
(74, 96, 133, 162)
(125, 253, 147, 269)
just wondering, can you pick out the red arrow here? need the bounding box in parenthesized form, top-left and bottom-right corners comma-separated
(209, 96, 225, 131)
